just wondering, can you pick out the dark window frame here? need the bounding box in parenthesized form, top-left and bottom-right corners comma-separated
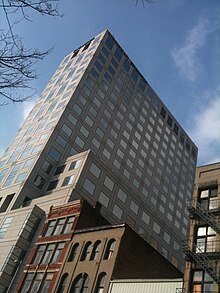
(43, 216, 75, 237)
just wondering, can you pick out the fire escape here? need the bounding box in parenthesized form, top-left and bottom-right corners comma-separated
(182, 198, 220, 287)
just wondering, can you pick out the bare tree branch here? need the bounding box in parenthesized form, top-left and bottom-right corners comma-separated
(0, 0, 61, 105)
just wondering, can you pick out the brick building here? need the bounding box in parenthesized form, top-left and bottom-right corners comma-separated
(183, 162, 220, 292)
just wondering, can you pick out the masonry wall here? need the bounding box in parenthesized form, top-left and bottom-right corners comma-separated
(183, 162, 220, 293)
(113, 227, 183, 280)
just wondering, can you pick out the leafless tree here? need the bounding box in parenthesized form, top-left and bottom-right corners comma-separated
(0, 0, 61, 105)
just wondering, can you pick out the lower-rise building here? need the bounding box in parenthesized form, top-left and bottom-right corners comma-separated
(183, 162, 220, 293)
(53, 224, 182, 293)
(14, 200, 182, 293)
(14, 200, 108, 293)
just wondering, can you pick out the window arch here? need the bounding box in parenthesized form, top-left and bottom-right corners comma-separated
(94, 272, 106, 293)
(103, 239, 116, 260)
(68, 243, 79, 262)
(56, 273, 68, 293)
(90, 240, 101, 261)
(70, 273, 89, 293)
(80, 241, 92, 261)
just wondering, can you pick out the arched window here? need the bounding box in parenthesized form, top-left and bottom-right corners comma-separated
(94, 272, 106, 293)
(90, 240, 101, 261)
(103, 239, 116, 260)
(80, 241, 92, 261)
(56, 273, 68, 293)
(70, 273, 89, 293)
(68, 243, 79, 262)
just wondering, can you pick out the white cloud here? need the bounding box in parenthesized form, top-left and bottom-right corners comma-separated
(172, 11, 220, 81)
(188, 92, 220, 165)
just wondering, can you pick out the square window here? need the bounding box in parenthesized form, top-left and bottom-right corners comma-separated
(47, 180, 59, 191)
(103, 148, 111, 159)
(93, 97, 101, 108)
(113, 204, 123, 220)
(34, 175, 45, 189)
(80, 126, 89, 138)
(89, 163, 101, 178)
(130, 200, 139, 215)
(62, 175, 75, 186)
(117, 149, 124, 159)
(81, 87, 90, 99)
(123, 58, 130, 72)
(75, 136, 85, 148)
(139, 79, 147, 92)
(113, 159, 121, 170)
(104, 176, 114, 191)
(48, 147, 61, 162)
(62, 123, 72, 137)
(91, 68, 99, 80)
(41, 161, 53, 174)
(67, 113, 77, 125)
(174, 124, 179, 135)
(153, 222, 161, 234)
(117, 188, 127, 203)
(142, 211, 150, 225)
(123, 168, 130, 179)
(56, 135, 67, 149)
(92, 137, 100, 149)
(99, 192, 109, 208)
(83, 178, 95, 195)
(69, 159, 81, 170)
(54, 165, 66, 176)
(160, 107, 166, 119)
(105, 35, 114, 50)
(69, 147, 77, 156)
(115, 47, 123, 62)
(164, 232, 171, 244)
(85, 115, 94, 126)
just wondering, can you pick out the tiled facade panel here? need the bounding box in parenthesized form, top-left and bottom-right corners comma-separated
(73, 152, 189, 270)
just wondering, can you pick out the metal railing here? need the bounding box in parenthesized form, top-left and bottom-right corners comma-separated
(186, 200, 220, 234)
(190, 198, 220, 211)
(195, 240, 220, 254)
(182, 240, 220, 284)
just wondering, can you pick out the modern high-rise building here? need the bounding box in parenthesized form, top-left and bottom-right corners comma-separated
(0, 30, 197, 291)
(183, 162, 220, 293)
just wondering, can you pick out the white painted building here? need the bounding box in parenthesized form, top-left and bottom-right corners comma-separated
(108, 279, 183, 293)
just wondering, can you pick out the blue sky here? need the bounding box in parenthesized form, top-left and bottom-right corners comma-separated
(0, 0, 220, 166)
